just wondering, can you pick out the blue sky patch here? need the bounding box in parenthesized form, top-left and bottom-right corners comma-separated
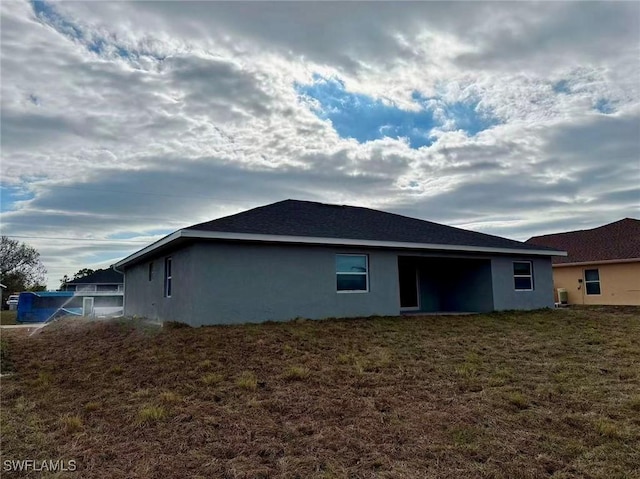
(30, 0, 82, 41)
(412, 92, 501, 137)
(30, 0, 161, 63)
(296, 76, 500, 148)
(1, 186, 35, 212)
(552, 79, 572, 94)
(594, 98, 616, 114)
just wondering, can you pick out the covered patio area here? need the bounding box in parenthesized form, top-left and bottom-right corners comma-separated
(398, 255, 494, 313)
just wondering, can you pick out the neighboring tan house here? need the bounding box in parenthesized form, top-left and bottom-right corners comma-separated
(115, 200, 566, 326)
(526, 218, 640, 306)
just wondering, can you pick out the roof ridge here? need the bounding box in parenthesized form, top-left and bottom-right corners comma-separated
(349, 203, 541, 247)
(66, 267, 123, 284)
(528, 217, 640, 240)
(187, 199, 292, 230)
(117, 199, 565, 268)
(189, 199, 530, 245)
(184, 198, 558, 250)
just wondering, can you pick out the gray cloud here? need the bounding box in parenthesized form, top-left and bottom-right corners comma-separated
(0, 110, 83, 148)
(545, 112, 640, 163)
(49, 2, 640, 79)
(165, 55, 274, 120)
(456, 2, 640, 72)
(49, 2, 457, 72)
(390, 113, 640, 235)
(1, 0, 638, 288)
(2, 149, 407, 243)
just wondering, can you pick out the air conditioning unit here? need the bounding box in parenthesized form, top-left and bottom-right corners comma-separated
(557, 288, 568, 305)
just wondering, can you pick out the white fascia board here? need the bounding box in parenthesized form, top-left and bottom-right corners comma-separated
(116, 229, 567, 268)
(182, 230, 568, 256)
(114, 230, 183, 268)
(181, 230, 569, 256)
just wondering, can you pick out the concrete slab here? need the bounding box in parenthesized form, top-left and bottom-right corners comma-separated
(0, 324, 43, 329)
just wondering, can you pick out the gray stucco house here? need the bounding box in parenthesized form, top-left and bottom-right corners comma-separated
(115, 200, 566, 326)
(62, 268, 124, 292)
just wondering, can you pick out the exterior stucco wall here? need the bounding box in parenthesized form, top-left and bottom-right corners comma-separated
(186, 243, 400, 325)
(124, 245, 195, 322)
(453, 261, 495, 312)
(552, 262, 640, 305)
(123, 241, 556, 325)
(491, 256, 555, 310)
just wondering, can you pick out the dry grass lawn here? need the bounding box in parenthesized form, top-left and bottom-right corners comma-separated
(1, 307, 639, 478)
(1, 310, 18, 325)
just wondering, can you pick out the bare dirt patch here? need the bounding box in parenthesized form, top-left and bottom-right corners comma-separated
(1, 309, 639, 478)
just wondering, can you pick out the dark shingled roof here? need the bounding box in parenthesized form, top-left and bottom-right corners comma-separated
(186, 199, 557, 253)
(526, 218, 640, 264)
(67, 268, 123, 284)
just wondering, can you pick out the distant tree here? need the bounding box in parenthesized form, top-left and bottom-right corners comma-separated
(59, 274, 70, 291)
(73, 268, 95, 280)
(0, 236, 47, 301)
(58, 268, 96, 291)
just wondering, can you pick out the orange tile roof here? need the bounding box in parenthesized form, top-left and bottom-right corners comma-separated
(526, 218, 640, 264)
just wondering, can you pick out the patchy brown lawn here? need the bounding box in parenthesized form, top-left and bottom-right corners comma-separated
(1, 310, 18, 325)
(1, 307, 639, 478)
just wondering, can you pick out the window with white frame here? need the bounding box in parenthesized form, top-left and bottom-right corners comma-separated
(164, 257, 172, 297)
(336, 254, 369, 292)
(584, 269, 601, 295)
(513, 261, 534, 291)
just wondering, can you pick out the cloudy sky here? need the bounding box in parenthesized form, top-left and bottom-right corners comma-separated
(1, 0, 639, 288)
